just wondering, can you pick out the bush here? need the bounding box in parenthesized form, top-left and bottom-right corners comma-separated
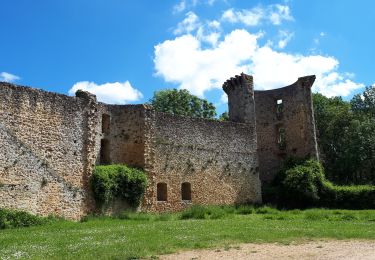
(0, 208, 50, 229)
(91, 164, 148, 208)
(320, 182, 375, 209)
(282, 160, 325, 208)
(270, 158, 375, 209)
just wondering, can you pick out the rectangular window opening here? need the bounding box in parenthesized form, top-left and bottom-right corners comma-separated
(100, 139, 111, 164)
(181, 182, 192, 201)
(276, 99, 283, 120)
(157, 183, 168, 201)
(102, 114, 110, 135)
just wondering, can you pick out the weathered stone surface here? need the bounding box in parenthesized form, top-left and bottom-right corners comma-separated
(254, 75, 319, 182)
(0, 73, 318, 219)
(0, 83, 99, 220)
(142, 112, 262, 212)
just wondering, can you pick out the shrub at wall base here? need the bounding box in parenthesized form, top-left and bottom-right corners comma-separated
(269, 158, 375, 209)
(91, 165, 148, 213)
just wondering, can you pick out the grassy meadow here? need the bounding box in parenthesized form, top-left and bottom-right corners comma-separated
(1, 206, 375, 259)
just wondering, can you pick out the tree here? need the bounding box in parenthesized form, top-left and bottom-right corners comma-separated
(218, 111, 229, 121)
(313, 92, 375, 185)
(351, 86, 375, 117)
(149, 89, 216, 119)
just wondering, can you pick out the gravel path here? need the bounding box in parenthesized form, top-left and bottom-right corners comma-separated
(160, 240, 375, 260)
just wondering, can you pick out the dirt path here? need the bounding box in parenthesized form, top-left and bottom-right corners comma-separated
(160, 240, 375, 260)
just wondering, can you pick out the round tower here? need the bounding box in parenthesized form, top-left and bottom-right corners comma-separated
(222, 73, 256, 124)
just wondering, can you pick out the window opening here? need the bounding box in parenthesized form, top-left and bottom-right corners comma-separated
(102, 114, 110, 135)
(100, 139, 111, 164)
(157, 183, 167, 201)
(181, 182, 192, 201)
(276, 99, 283, 120)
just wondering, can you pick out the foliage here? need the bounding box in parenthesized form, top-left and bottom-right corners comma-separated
(313, 89, 375, 185)
(351, 86, 375, 117)
(218, 111, 229, 121)
(91, 164, 148, 208)
(149, 88, 217, 119)
(270, 158, 375, 209)
(1, 208, 375, 259)
(0, 208, 52, 229)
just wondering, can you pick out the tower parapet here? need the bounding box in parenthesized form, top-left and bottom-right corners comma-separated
(223, 73, 256, 124)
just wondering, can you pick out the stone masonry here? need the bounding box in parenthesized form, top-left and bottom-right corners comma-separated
(0, 74, 318, 219)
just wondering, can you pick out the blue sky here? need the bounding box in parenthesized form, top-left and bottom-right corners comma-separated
(1, 0, 374, 114)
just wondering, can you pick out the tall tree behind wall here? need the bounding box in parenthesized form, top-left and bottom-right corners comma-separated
(149, 89, 217, 119)
(313, 86, 375, 185)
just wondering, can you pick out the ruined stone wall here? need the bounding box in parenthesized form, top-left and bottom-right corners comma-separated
(0, 82, 100, 220)
(254, 76, 319, 182)
(142, 112, 262, 212)
(97, 104, 147, 168)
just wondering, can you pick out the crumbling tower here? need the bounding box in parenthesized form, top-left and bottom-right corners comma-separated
(222, 73, 256, 124)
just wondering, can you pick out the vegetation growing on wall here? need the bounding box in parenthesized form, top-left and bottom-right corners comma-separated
(268, 158, 375, 209)
(91, 164, 148, 208)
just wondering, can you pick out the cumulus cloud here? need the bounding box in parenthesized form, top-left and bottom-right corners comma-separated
(0, 72, 20, 83)
(269, 4, 293, 25)
(154, 29, 259, 96)
(222, 8, 264, 26)
(68, 81, 143, 104)
(277, 30, 294, 49)
(221, 4, 293, 26)
(173, 12, 222, 48)
(154, 27, 363, 98)
(174, 12, 200, 35)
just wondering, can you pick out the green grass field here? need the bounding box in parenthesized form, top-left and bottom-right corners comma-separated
(1, 207, 375, 259)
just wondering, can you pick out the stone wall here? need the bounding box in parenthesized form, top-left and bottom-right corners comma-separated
(141, 112, 262, 212)
(0, 83, 100, 220)
(0, 74, 317, 218)
(254, 76, 319, 182)
(97, 104, 147, 168)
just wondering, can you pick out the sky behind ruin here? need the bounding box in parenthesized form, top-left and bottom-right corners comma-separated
(1, 0, 374, 114)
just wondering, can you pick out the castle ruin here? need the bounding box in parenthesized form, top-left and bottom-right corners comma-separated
(0, 74, 318, 219)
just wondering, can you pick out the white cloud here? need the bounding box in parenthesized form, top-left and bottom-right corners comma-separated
(68, 81, 143, 104)
(0, 72, 20, 83)
(173, 0, 217, 14)
(154, 28, 364, 98)
(174, 11, 200, 35)
(249, 46, 364, 97)
(208, 20, 220, 29)
(173, 0, 187, 14)
(269, 4, 293, 25)
(221, 4, 293, 26)
(173, 12, 222, 47)
(154, 29, 259, 96)
(222, 8, 264, 26)
(277, 30, 294, 49)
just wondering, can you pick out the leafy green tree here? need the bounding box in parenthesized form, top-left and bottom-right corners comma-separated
(218, 111, 229, 121)
(313, 92, 375, 185)
(351, 86, 375, 117)
(149, 89, 216, 119)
